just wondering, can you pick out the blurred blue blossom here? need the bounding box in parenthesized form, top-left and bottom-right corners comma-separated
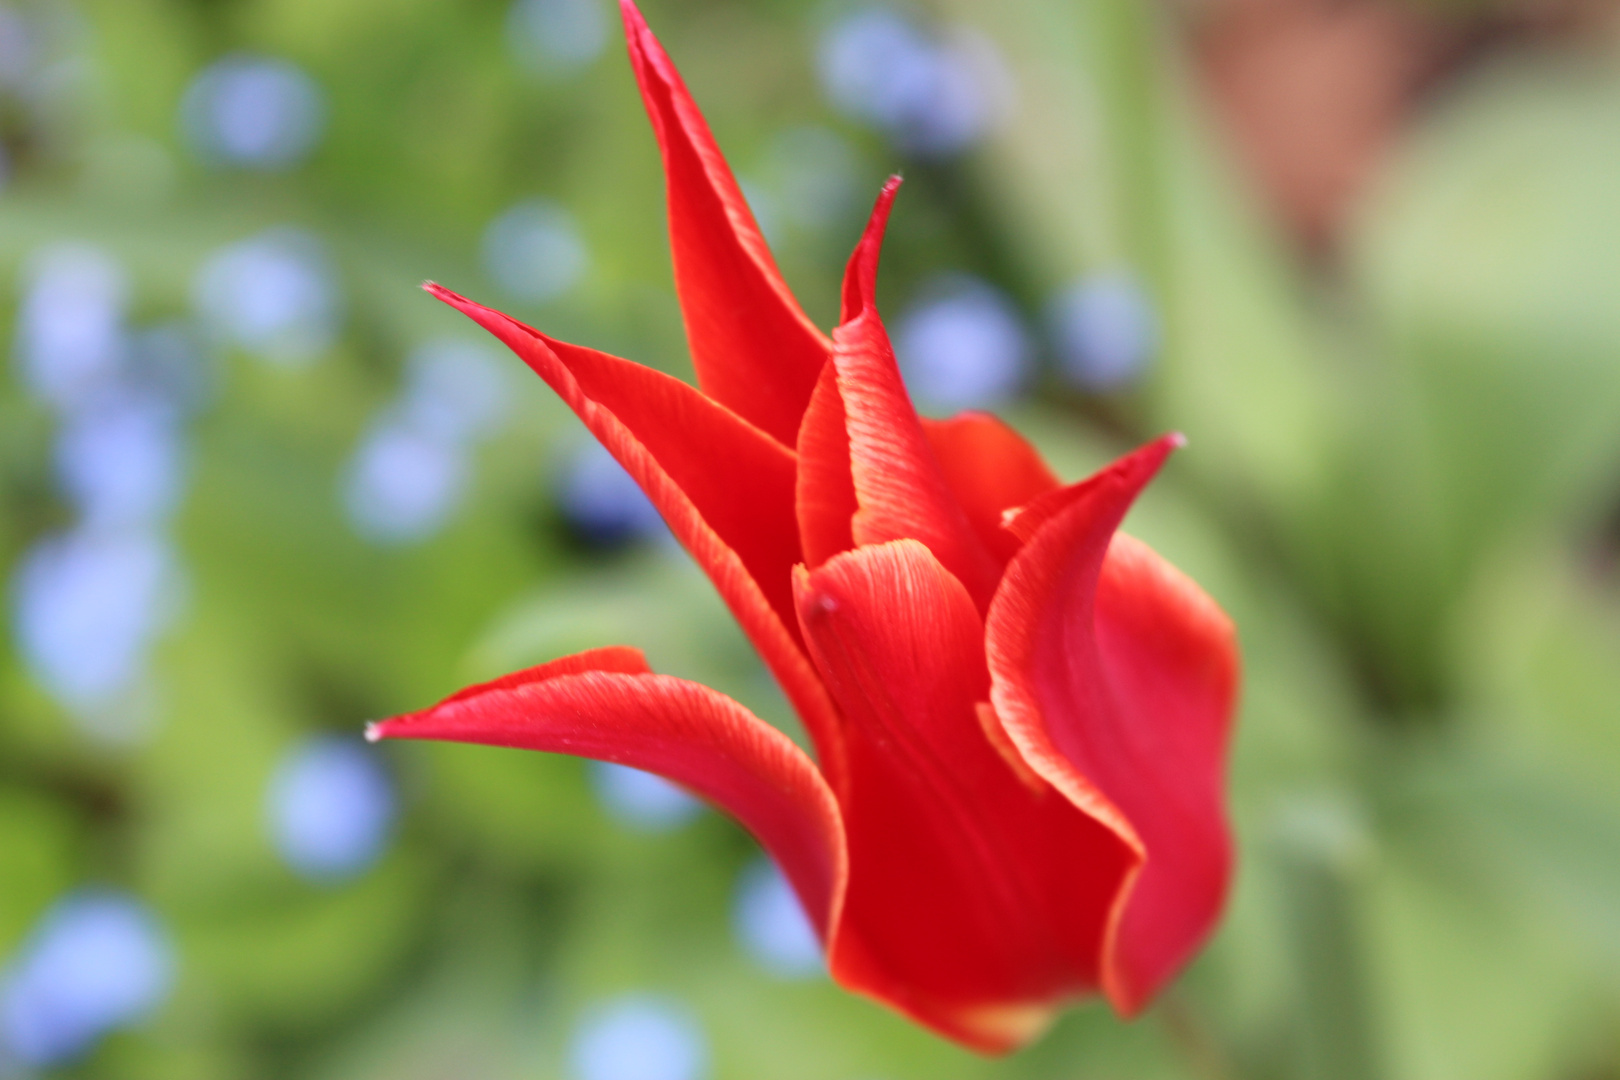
(894, 274, 1030, 412)
(0, 5, 34, 91)
(0, 891, 174, 1069)
(180, 54, 325, 169)
(343, 417, 469, 545)
(342, 339, 510, 545)
(266, 736, 397, 881)
(507, 0, 608, 75)
(557, 442, 667, 547)
(569, 994, 708, 1080)
(53, 393, 184, 530)
(483, 199, 589, 303)
(11, 528, 179, 721)
(732, 858, 822, 979)
(590, 762, 700, 832)
(14, 243, 129, 411)
(11, 242, 202, 742)
(396, 338, 512, 446)
(193, 227, 340, 365)
(817, 7, 1006, 157)
(1047, 272, 1159, 392)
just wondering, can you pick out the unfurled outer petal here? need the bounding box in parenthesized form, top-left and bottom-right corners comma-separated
(621, 0, 829, 446)
(370, 648, 847, 937)
(920, 412, 1061, 565)
(426, 284, 843, 766)
(796, 540, 1139, 1054)
(831, 182, 1001, 609)
(986, 435, 1238, 1017)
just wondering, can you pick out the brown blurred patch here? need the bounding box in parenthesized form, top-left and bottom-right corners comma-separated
(1182, 0, 1620, 256)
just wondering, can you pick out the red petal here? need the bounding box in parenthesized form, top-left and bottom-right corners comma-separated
(427, 284, 843, 764)
(796, 540, 1138, 1054)
(920, 412, 1061, 565)
(621, 0, 830, 446)
(1001, 432, 1184, 546)
(832, 182, 1002, 610)
(371, 652, 847, 938)
(795, 360, 856, 568)
(985, 437, 1238, 1016)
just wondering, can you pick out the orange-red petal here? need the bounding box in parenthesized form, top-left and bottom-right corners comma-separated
(831, 183, 1001, 610)
(795, 360, 857, 568)
(795, 540, 1138, 1053)
(920, 411, 1061, 565)
(621, 0, 830, 446)
(427, 283, 842, 763)
(370, 650, 848, 938)
(986, 436, 1238, 1016)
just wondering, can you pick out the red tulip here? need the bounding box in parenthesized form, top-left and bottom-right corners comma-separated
(369, 0, 1239, 1053)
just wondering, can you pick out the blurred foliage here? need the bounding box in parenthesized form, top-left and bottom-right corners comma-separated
(0, 0, 1618, 1077)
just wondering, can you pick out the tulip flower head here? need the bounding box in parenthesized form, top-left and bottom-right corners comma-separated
(369, 0, 1239, 1054)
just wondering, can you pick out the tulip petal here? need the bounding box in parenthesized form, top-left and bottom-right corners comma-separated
(621, 0, 830, 446)
(795, 360, 857, 568)
(920, 412, 1061, 564)
(370, 651, 847, 937)
(427, 283, 843, 763)
(986, 436, 1238, 1017)
(796, 540, 1139, 1053)
(832, 183, 1002, 610)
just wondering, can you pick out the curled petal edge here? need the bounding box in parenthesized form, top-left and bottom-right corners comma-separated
(370, 649, 849, 940)
(986, 434, 1196, 1015)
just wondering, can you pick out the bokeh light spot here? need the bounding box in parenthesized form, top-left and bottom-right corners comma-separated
(894, 274, 1030, 412)
(180, 54, 325, 169)
(590, 762, 700, 832)
(557, 442, 667, 548)
(54, 393, 184, 531)
(14, 243, 129, 411)
(569, 994, 708, 1080)
(732, 858, 823, 979)
(343, 417, 470, 545)
(397, 338, 513, 446)
(0, 891, 174, 1069)
(11, 529, 180, 719)
(507, 0, 608, 75)
(817, 7, 1004, 157)
(193, 227, 341, 365)
(266, 735, 397, 881)
(1047, 272, 1158, 391)
(482, 199, 588, 303)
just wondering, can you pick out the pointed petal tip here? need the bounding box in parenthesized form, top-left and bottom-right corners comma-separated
(619, 0, 651, 45)
(1168, 430, 1188, 449)
(363, 721, 386, 743)
(869, 176, 901, 230)
(422, 280, 463, 305)
(840, 178, 904, 321)
(619, 0, 666, 76)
